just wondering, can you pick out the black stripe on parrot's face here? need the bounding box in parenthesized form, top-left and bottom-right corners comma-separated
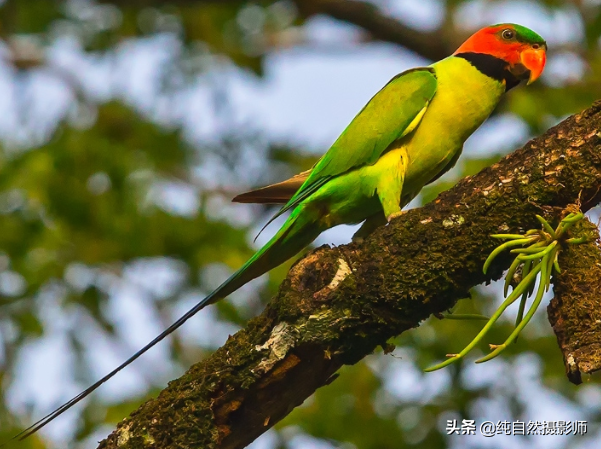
(455, 52, 523, 91)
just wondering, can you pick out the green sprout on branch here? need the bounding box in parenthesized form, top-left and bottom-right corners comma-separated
(425, 211, 587, 372)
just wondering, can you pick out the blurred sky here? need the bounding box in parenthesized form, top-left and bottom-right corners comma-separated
(3, 1, 600, 448)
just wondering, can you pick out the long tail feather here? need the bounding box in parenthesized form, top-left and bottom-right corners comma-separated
(10, 206, 323, 442)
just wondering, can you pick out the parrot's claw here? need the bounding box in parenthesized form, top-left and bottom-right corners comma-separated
(387, 210, 406, 223)
(352, 213, 388, 242)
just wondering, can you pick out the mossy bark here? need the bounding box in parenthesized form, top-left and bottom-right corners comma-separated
(98, 102, 601, 449)
(548, 217, 601, 384)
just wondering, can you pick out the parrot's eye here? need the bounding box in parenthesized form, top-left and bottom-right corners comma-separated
(501, 29, 515, 40)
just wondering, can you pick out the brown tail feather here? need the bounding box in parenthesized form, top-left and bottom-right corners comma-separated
(232, 170, 310, 204)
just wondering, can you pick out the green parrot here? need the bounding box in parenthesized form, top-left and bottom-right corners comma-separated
(19, 23, 546, 438)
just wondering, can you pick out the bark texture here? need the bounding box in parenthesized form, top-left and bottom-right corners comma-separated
(98, 103, 601, 449)
(548, 217, 601, 384)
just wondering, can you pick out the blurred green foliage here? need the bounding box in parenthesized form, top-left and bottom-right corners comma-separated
(0, 1, 600, 448)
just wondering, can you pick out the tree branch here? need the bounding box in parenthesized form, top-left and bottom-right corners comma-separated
(97, 102, 601, 449)
(101, 0, 453, 61)
(293, 0, 452, 60)
(548, 217, 601, 384)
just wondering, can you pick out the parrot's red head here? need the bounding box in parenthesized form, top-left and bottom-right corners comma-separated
(454, 24, 547, 88)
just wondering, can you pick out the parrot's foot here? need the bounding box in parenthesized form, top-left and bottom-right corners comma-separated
(352, 212, 387, 242)
(387, 210, 406, 223)
(352, 235, 365, 244)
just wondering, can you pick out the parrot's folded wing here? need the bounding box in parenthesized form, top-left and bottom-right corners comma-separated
(300, 68, 437, 192)
(232, 170, 310, 204)
(233, 68, 437, 215)
(263, 67, 438, 227)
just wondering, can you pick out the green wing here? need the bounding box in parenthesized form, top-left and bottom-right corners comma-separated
(272, 67, 438, 220)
